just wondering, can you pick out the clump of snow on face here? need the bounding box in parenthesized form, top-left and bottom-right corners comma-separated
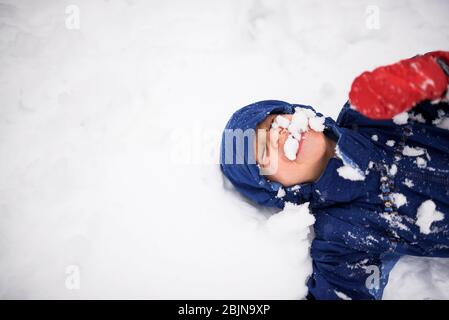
(337, 165, 365, 181)
(290, 129, 302, 140)
(415, 200, 445, 235)
(308, 116, 325, 132)
(403, 179, 415, 188)
(272, 108, 325, 162)
(403, 145, 426, 157)
(291, 109, 309, 132)
(393, 112, 409, 125)
(283, 135, 299, 161)
(416, 157, 427, 168)
(287, 123, 298, 134)
(334, 290, 352, 300)
(275, 115, 290, 128)
(389, 164, 398, 176)
(391, 193, 407, 209)
(276, 186, 286, 198)
(302, 108, 316, 118)
(386, 140, 396, 147)
(371, 134, 378, 142)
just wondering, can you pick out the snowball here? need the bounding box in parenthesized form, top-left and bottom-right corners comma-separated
(403, 145, 425, 157)
(371, 134, 378, 142)
(337, 165, 366, 181)
(386, 140, 396, 147)
(415, 200, 445, 235)
(275, 115, 290, 128)
(291, 130, 302, 140)
(308, 116, 325, 132)
(283, 135, 299, 161)
(291, 109, 309, 132)
(274, 107, 324, 162)
(287, 123, 299, 135)
(304, 108, 317, 118)
(393, 112, 409, 125)
(391, 193, 407, 209)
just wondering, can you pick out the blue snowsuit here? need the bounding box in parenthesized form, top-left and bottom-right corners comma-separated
(220, 99, 449, 300)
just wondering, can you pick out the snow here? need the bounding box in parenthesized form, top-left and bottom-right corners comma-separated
(1, 0, 448, 300)
(391, 193, 407, 209)
(284, 135, 299, 160)
(276, 186, 286, 198)
(435, 117, 449, 130)
(409, 112, 426, 123)
(416, 157, 427, 168)
(265, 202, 315, 298)
(403, 178, 415, 188)
(416, 200, 445, 235)
(337, 165, 366, 181)
(386, 140, 396, 147)
(274, 106, 322, 161)
(389, 164, 398, 176)
(308, 116, 325, 132)
(384, 256, 449, 300)
(392, 112, 409, 125)
(432, 109, 448, 128)
(403, 145, 426, 157)
(275, 115, 290, 128)
(334, 290, 352, 300)
(291, 108, 310, 132)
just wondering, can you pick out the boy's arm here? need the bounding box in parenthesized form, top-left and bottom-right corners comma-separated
(349, 51, 449, 120)
(306, 240, 395, 300)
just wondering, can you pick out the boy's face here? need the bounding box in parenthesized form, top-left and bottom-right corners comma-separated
(255, 114, 331, 186)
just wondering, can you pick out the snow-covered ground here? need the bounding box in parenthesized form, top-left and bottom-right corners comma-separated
(0, 0, 448, 299)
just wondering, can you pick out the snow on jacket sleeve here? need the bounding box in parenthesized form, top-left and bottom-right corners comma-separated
(349, 51, 449, 120)
(307, 239, 398, 300)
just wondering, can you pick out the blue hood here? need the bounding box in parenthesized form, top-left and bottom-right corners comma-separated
(219, 100, 338, 209)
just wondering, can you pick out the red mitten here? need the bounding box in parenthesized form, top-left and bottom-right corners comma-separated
(349, 51, 449, 120)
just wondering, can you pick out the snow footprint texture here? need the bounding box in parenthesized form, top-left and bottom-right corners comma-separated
(271, 107, 325, 161)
